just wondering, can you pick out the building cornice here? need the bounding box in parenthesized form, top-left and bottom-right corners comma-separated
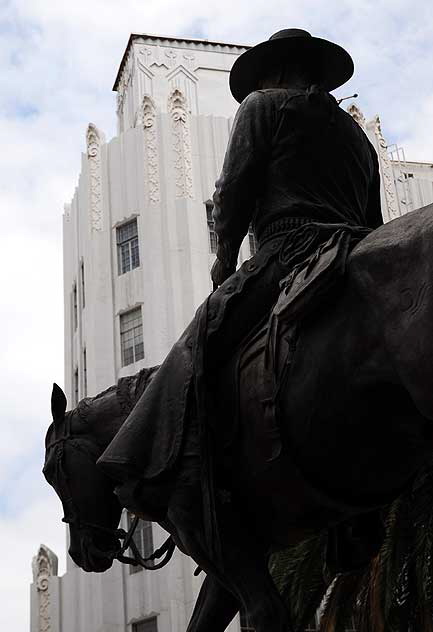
(113, 33, 250, 91)
(389, 159, 433, 168)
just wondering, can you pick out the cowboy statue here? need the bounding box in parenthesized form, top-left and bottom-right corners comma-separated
(98, 27, 382, 520)
(79, 25, 378, 600)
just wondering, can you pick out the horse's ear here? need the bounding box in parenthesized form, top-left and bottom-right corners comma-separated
(51, 383, 67, 423)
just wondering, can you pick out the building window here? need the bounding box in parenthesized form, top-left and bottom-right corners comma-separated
(205, 201, 218, 254)
(128, 513, 154, 574)
(248, 225, 257, 256)
(240, 610, 255, 632)
(132, 617, 158, 632)
(117, 218, 140, 275)
(80, 260, 85, 309)
(72, 283, 78, 330)
(74, 368, 79, 407)
(83, 348, 87, 397)
(120, 308, 144, 366)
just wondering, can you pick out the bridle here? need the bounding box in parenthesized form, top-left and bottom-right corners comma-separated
(44, 413, 175, 571)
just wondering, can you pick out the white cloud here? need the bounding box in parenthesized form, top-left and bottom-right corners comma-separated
(2, 1, 433, 630)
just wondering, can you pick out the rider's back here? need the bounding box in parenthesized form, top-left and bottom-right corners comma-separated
(255, 87, 380, 232)
(213, 86, 382, 254)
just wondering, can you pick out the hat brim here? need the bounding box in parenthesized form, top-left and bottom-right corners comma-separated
(230, 36, 354, 103)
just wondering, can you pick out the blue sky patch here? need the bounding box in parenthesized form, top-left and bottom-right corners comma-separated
(2, 100, 40, 119)
(14, 102, 39, 118)
(184, 18, 208, 40)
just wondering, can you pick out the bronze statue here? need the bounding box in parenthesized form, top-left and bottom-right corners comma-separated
(97, 27, 382, 533)
(43, 29, 433, 631)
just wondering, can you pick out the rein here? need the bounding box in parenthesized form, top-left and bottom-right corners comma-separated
(45, 416, 175, 571)
(114, 517, 176, 569)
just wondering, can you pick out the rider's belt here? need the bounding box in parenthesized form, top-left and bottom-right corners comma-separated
(257, 216, 315, 247)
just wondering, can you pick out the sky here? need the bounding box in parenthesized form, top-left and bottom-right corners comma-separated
(1, 0, 433, 629)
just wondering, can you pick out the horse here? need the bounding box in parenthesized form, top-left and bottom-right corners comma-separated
(43, 204, 433, 632)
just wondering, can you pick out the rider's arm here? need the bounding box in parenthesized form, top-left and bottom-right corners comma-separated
(365, 144, 384, 229)
(212, 91, 273, 268)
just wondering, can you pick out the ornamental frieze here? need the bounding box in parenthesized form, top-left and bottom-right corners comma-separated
(372, 115, 399, 220)
(140, 96, 160, 204)
(168, 88, 194, 199)
(32, 545, 58, 632)
(86, 123, 104, 231)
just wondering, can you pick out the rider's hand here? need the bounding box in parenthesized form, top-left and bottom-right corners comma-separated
(211, 258, 235, 288)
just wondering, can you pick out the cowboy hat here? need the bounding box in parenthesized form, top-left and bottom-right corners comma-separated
(230, 28, 354, 103)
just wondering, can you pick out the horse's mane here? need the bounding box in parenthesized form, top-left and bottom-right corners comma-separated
(76, 366, 159, 422)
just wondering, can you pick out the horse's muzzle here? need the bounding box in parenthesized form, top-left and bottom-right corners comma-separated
(69, 530, 118, 573)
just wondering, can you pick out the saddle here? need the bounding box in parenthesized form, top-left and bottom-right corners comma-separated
(215, 223, 372, 472)
(273, 223, 370, 325)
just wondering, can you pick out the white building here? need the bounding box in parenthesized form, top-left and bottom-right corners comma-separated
(347, 103, 433, 221)
(31, 33, 433, 632)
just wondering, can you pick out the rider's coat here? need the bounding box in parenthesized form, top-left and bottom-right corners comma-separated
(213, 86, 382, 268)
(98, 86, 383, 509)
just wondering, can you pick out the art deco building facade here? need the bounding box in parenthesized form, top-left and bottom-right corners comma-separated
(31, 33, 433, 632)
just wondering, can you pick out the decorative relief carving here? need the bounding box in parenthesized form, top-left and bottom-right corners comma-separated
(137, 44, 170, 72)
(167, 65, 198, 115)
(168, 88, 194, 199)
(64, 203, 71, 223)
(165, 48, 178, 68)
(347, 103, 366, 131)
(135, 60, 155, 121)
(86, 123, 104, 230)
(138, 46, 154, 67)
(116, 91, 123, 118)
(140, 96, 160, 204)
(182, 53, 196, 70)
(116, 49, 135, 116)
(137, 57, 155, 79)
(32, 545, 58, 632)
(372, 115, 399, 219)
(137, 45, 195, 74)
(167, 64, 198, 84)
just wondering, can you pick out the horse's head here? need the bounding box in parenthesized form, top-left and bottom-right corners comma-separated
(43, 384, 123, 572)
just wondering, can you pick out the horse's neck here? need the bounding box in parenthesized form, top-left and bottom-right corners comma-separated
(74, 391, 124, 453)
(82, 368, 158, 451)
